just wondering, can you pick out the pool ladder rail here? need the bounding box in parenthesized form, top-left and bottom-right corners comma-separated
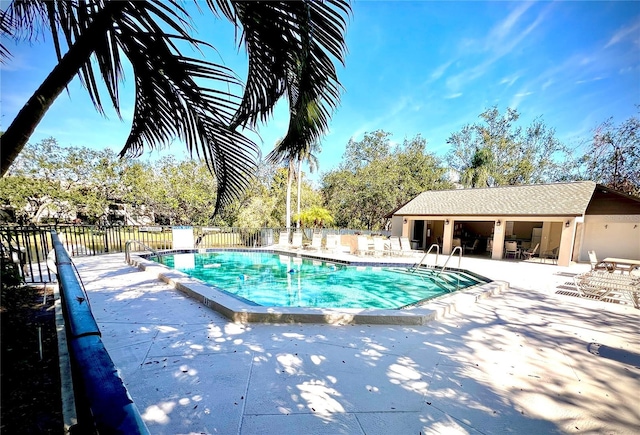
(437, 246, 463, 276)
(125, 239, 162, 264)
(409, 244, 440, 273)
(408, 244, 464, 291)
(409, 244, 463, 273)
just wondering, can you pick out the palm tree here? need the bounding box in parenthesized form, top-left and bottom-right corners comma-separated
(267, 137, 319, 230)
(461, 146, 494, 188)
(0, 0, 350, 212)
(295, 142, 320, 228)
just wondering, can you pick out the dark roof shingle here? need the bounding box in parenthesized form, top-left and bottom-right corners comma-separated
(395, 181, 597, 216)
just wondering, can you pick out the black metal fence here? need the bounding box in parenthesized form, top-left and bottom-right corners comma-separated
(0, 225, 391, 283)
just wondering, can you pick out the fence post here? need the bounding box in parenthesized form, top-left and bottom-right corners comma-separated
(103, 229, 109, 253)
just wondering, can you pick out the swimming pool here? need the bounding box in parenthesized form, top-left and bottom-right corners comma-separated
(154, 251, 487, 309)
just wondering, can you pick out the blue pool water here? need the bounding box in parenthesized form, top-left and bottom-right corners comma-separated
(155, 251, 485, 309)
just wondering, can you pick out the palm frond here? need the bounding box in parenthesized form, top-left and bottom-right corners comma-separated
(115, 23, 258, 209)
(2, 0, 350, 211)
(0, 0, 50, 62)
(224, 1, 350, 151)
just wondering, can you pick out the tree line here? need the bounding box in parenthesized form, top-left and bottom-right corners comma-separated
(2, 3, 637, 232)
(1, 107, 638, 229)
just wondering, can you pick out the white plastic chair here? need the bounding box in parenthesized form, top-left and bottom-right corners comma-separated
(504, 241, 521, 259)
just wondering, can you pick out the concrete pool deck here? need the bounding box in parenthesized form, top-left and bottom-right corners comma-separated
(71, 253, 639, 434)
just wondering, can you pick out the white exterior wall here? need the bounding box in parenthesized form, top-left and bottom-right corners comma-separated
(389, 215, 404, 237)
(579, 215, 640, 261)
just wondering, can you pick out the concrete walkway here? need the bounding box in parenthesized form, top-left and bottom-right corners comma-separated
(72, 254, 640, 434)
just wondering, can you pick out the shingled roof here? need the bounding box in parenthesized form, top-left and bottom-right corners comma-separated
(395, 181, 597, 217)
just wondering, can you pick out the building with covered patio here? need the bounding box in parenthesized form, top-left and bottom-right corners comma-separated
(390, 181, 640, 267)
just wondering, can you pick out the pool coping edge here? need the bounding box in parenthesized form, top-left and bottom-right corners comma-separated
(128, 254, 509, 325)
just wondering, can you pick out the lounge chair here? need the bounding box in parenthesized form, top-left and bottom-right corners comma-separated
(521, 243, 539, 261)
(355, 235, 372, 256)
(400, 237, 423, 255)
(325, 234, 340, 253)
(277, 231, 290, 249)
(588, 250, 614, 272)
(291, 232, 303, 249)
(372, 236, 388, 257)
(304, 233, 323, 251)
(388, 236, 405, 256)
(573, 271, 640, 308)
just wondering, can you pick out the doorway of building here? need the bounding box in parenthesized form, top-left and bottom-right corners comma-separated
(452, 221, 495, 255)
(412, 220, 424, 250)
(411, 220, 444, 250)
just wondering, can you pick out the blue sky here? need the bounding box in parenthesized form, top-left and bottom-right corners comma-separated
(2, 1, 639, 182)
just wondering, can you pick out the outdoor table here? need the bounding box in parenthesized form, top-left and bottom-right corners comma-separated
(602, 257, 640, 274)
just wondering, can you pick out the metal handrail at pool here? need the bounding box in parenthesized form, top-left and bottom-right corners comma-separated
(125, 239, 162, 263)
(52, 231, 149, 434)
(410, 243, 440, 272)
(438, 246, 463, 276)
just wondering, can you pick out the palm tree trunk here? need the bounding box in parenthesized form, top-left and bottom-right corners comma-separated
(0, 2, 126, 176)
(286, 160, 295, 230)
(296, 158, 302, 228)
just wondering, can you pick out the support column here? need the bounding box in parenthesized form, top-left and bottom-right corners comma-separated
(442, 218, 454, 254)
(401, 218, 410, 238)
(491, 220, 505, 260)
(557, 219, 575, 267)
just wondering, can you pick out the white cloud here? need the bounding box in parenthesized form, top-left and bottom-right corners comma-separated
(509, 89, 534, 110)
(445, 93, 463, 99)
(605, 18, 640, 49)
(576, 77, 604, 85)
(486, 2, 535, 49)
(443, 3, 551, 93)
(500, 74, 520, 87)
(348, 96, 410, 140)
(428, 61, 453, 82)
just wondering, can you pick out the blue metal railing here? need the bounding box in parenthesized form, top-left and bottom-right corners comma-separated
(52, 231, 149, 434)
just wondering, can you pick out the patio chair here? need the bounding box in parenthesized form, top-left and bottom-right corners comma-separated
(504, 241, 521, 259)
(573, 271, 640, 308)
(291, 232, 303, 249)
(325, 234, 340, 253)
(463, 239, 479, 255)
(277, 231, 290, 249)
(541, 247, 558, 264)
(400, 237, 423, 255)
(304, 233, 323, 251)
(521, 243, 539, 261)
(588, 250, 614, 272)
(372, 236, 388, 257)
(356, 235, 372, 256)
(388, 236, 406, 256)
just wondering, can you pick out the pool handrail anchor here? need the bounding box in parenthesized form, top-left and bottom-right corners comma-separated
(438, 246, 463, 276)
(409, 244, 440, 272)
(125, 240, 161, 263)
